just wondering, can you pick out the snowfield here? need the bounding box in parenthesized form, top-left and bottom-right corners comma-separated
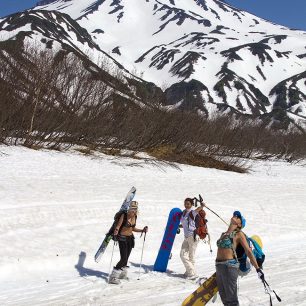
(0, 146, 306, 306)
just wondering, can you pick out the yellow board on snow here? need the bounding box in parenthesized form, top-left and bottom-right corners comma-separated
(182, 272, 218, 306)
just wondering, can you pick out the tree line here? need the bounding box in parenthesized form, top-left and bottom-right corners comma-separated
(0, 44, 305, 172)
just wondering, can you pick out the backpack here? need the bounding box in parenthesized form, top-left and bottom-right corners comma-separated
(236, 235, 265, 277)
(107, 211, 138, 236)
(188, 210, 208, 240)
(107, 211, 127, 236)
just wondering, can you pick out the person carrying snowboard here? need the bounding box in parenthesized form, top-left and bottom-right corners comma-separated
(180, 197, 206, 279)
(109, 201, 148, 284)
(215, 211, 265, 306)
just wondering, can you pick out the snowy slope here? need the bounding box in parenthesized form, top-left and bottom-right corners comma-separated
(30, 0, 306, 119)
(0, 145, 306, 305)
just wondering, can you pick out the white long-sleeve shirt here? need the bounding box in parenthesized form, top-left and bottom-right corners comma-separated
(181, 209, 198, 238)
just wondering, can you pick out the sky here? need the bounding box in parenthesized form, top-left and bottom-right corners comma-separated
(226, 0, 306, 30)
(0, 0, 38, 18)
(0, 0, 305, 31)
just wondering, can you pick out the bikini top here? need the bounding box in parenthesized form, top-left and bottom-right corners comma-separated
(216, 231, 237, 249)
(126, 221, 136, 228)
(124, 216, 136, 228)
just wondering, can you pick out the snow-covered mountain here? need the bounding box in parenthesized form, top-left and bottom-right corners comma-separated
(0, 9, 161, 107)
(1, 0, 306, 126)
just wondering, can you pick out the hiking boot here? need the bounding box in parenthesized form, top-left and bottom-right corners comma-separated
(108, 268, 121, 285)
(119, 266, 129, 280)
(186, 274, 198, 280)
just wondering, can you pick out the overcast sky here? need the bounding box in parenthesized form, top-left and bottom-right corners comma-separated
(0, 0, 306, 31)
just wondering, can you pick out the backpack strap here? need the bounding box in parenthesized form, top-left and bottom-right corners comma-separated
(117, 212, 128, 234)
(189, 211, 197, 240)
(182, 209, 188, 217)
(230, 230, 239, 262)
(188, 211, 195, 229)
(189, 211, 195, 221)
(183, 209, 193, 229)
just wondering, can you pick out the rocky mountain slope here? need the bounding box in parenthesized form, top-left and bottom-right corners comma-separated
(1, 0, 306, 127)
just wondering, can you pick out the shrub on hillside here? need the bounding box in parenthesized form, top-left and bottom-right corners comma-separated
(0, 44, 306, 172)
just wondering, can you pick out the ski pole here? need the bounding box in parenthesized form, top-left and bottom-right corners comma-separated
(196, 194, 229, 226)
(137, 231, 147, 280)
(205, 205, 229, 226)
(108, 240, 116, 280)
(261, 278, 281, 305)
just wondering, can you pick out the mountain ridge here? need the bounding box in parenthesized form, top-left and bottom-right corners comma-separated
(1, 0, 306, 128)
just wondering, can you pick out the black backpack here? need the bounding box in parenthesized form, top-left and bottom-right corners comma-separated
(107, 211, 126, 236)
(107, 211, 137, 236)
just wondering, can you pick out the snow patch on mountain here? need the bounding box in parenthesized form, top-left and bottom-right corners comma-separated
(1, 0, 306, 123)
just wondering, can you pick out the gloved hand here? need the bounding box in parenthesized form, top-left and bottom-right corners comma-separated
(200, 201, 206, 207)
(256, 268, 265, 281)
(142, 226, 148, 233)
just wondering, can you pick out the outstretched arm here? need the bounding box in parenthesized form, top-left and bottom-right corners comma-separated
(133, 226, 148, 233)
